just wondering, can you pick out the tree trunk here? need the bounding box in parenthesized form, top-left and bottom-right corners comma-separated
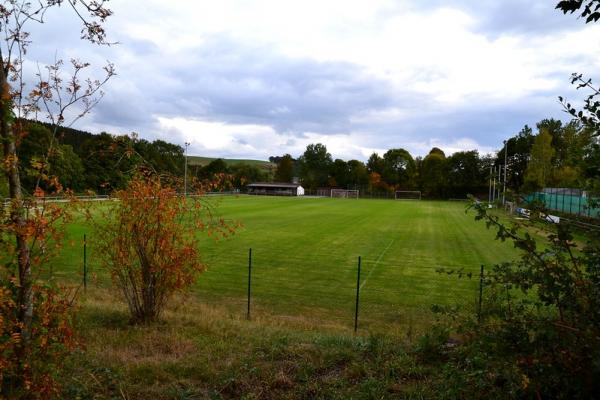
(0, 65, 33, 343)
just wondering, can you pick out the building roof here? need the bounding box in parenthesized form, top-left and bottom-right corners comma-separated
(247, 182, 302, 188)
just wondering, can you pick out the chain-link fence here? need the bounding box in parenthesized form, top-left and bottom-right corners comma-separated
(526, 188, 600, 218)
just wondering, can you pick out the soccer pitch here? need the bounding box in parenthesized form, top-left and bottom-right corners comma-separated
(191, 196, 519, 332)
(57, 195, 521, 333)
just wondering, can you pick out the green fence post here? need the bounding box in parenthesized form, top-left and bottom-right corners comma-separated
(247, 248, 252, 320)
(354, 256, 361, 333)
(83, 234, 87, 291)
(478, 265, 484, 323)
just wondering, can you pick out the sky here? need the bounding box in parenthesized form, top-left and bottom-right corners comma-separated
(23, 0, 600, 161)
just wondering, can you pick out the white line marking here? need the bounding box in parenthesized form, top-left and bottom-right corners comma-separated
(360, 239, 395, 290)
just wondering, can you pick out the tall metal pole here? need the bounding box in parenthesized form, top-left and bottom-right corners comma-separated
(502, 140, 508, 205)
(488, 165, 493, 204)
(497, 166, 501, 203)
(492, 166, 496, 203)
(184, 142, 190, 196)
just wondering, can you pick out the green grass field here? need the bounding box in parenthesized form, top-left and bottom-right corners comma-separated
(55, 196, 521, 335)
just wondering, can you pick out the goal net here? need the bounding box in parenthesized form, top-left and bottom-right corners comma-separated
(395, 190, 421, 200)
(331, 189, 359, 199)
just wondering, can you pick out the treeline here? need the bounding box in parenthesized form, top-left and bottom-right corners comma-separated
(4, 120, 274, 196)
(4, 117, 598, 199)
(268, 118, 599, 199)
(270, 143, 492, 198)
(10, 121, 185, 195)
(498, 119, 599, 193)
(189, 159, 271, 190)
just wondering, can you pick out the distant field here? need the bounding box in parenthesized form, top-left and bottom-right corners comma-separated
(187, 155, 275, 169)
(54, 196, 520, 334)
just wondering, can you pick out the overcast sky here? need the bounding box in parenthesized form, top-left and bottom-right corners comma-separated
(25, 1, 600, 161)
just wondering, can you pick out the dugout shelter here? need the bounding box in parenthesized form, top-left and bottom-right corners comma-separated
(247, 182, 305, 196)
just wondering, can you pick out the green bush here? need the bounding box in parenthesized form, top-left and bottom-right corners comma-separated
(432, 200, 600, 399)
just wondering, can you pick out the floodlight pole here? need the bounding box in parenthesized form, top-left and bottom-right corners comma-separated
(488, 165, 493, 204)
(184, 142, 190, 196)
(497, 166, 501, 203)
(492, 166, 496, 203)
(502, 140, 508, 205)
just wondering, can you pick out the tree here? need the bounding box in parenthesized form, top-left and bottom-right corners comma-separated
(95, 173, 236, 323)
(537, 119, 564, 154)
(556, 0, 600, 197)
(420, 148, 447, 198)
(134, 139, 184, 176)
(17, 122, 85, 192)
(497, 125, 535, 190)
(50, 144, 85, 191)
(562, 123, 594, 167)
(198, 158, 230, 180)
(231, 163, 267, 188)
(0, 171, 7, 197)
(347, 159, 369, 189)
(298, 143, 332, 189)
(366, 152, 384, 175)
(329, 158, 350, 188)
(524, 129, 556, 191)
(275, 154, 294, 182)
(583, 140, 600, 188)
(79, 132, 135, 193)
(552, 165, 581, 187)
(368, 171, 389, 193)
(446, 150, 486, 198)
(381, 148, 416, 189)
(0, 2, 113, 396)
(556, 0, 600, 22)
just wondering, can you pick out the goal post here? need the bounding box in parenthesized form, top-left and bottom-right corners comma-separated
(395, 190, 421, 200)
(331, 189, 359, 199)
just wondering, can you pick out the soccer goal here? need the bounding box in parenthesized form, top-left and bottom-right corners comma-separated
(395, 190, 421, 200)
(331, 189, 359, 199)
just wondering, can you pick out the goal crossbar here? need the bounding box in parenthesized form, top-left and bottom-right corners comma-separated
(395, 190, 421, 200)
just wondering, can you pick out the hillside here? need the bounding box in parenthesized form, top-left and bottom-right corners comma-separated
(187, 156, 275, 169)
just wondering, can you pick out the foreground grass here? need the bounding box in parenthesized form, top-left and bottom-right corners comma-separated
(64, 288, 438, 399)
(51, 197, 549, 399)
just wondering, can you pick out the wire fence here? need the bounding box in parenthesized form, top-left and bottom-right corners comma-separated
(227, 255, 481, 333)
(55, 238, 490, 336)
(301, 190, 414, 200)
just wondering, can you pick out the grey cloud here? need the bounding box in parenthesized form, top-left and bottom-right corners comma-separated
(154, 34, 405, 134)
(404, 0, 583, 36)
(79, 28, 579, 158)
(359, 95, 571, 157)
(91, 85, 153, 128)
